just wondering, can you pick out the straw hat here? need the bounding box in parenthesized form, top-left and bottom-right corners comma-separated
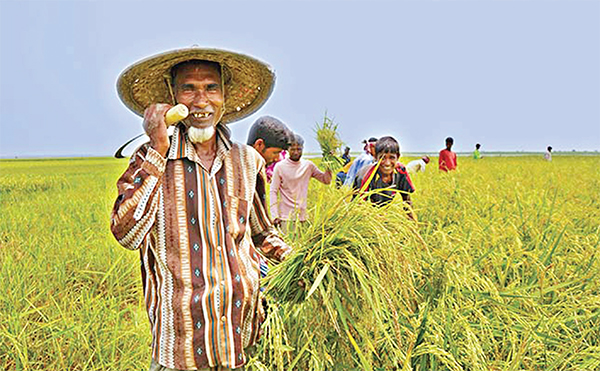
(116, 46, 276, 124)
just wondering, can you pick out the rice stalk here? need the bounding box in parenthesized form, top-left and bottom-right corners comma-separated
(314, 113, 344, 171)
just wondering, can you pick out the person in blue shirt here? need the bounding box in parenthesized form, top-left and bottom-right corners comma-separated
(343, 137, 377, 187)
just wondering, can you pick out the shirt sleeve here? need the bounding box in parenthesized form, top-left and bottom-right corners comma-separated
(310, 162, 332, 184)
(110, 144, 166, 250)
(249, 158, 292, 262)
(396, 164, 415, 193)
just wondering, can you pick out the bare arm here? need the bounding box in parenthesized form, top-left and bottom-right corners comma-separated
(311, 163, 332, 184)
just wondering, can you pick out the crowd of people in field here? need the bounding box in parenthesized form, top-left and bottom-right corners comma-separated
(111, 46, 555, 371)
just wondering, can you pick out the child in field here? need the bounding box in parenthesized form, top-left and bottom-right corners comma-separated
(353, 136, 416, 220)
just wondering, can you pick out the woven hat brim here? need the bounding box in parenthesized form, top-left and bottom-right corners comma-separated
(117, 47, 275, 124)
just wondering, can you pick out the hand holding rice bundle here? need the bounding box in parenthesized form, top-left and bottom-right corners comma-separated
(314, 114, 345, 171)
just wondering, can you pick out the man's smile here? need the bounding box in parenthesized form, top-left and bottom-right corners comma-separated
(191, 111, 213, 119)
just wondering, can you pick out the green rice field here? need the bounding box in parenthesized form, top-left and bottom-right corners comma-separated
(1, 155, 599, 370)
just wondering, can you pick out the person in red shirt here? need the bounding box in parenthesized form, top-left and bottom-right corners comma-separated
(439, 137, 457, 172)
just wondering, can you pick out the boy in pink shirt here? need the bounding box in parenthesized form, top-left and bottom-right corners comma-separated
(270, 133, 332, 233)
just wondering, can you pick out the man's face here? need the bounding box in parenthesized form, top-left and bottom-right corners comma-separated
(446, 141, 453, 150)
(378, 152, 399, 177)
(261, 147, 283, 166)
(174, 63, 224, 129)
(288, 143, 303, 162)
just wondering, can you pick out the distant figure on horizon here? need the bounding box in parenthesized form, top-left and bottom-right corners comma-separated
(406, 156, 430, 174)
(342, 146, 351, 165)
(335, 146, 353, 186)
(343, 137, 377, 187)
(439, 137, 457, 172)
(544, 146, 553, 161)
(473, 143, 482, 159)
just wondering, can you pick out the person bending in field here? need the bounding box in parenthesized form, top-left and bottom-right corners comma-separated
(439, 136, 457, 172)
(111, 47, 292, 371)
(353, 136, 416, 220)
(270, 133, 332, 234)
(246, 115, 293, 182)
(406, 156, 430, 174)
(544, 146, 553, 161)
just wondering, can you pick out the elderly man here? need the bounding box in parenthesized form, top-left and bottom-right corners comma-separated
(111, 47, 291, 371)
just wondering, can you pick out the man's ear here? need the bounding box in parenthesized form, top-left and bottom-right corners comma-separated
(253, 138, 265, 152)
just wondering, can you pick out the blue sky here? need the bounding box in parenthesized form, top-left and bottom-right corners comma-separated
(1, 0, 599, 157)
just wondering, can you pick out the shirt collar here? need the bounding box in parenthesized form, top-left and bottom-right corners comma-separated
(167, 123, 232, 162)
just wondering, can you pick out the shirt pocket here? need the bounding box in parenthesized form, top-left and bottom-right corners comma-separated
(226, 196, 249, 243)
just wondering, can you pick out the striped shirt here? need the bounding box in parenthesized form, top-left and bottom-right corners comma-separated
(110, 124, 291, 370)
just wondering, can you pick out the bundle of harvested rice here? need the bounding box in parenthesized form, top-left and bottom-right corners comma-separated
(314, 113, 345, 171)
(260, 185, 429, 370)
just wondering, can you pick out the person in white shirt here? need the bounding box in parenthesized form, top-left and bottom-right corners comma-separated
(406, 156, 430, 174)
(544, 146, 553, 161)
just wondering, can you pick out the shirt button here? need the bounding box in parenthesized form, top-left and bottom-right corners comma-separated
(221, 316, 227, 322)
(221, 280, 225, 286)
(217, 246, 222, 252)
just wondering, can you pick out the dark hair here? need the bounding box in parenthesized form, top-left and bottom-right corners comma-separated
(291, 133, 304, 147)
(170, 60, 222, 86)
(475, 143, 481, 149)
(374, 136, 400, 156)
(547, 146, 552, 151)
(446, 137, 454, 144)
(246, 116, 292, 149)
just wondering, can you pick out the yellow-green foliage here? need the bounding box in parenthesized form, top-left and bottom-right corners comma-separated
(314, 113, 344, 171)
(1, 155, 599, 370)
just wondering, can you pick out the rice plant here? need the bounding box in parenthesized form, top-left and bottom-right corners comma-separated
(1, 155, 599, 370)
(314, 113, 345, 171)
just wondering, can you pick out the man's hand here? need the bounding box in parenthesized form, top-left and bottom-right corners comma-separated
(143, 103, 172, 157)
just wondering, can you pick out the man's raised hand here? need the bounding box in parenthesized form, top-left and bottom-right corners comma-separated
(143, 103, 172, 157)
